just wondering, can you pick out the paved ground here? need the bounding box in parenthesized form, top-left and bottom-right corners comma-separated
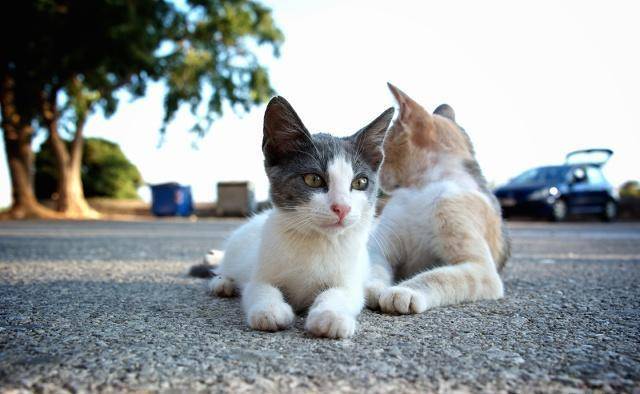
(0, 220, 639, 393)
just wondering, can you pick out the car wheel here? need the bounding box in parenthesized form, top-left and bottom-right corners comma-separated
(550, 199, 568, 222)
(601, 200, 617, 222)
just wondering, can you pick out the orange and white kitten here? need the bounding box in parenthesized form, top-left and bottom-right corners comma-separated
(366, 83, 510, 314)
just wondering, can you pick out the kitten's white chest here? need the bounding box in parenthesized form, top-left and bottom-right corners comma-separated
(277, 251, 352, 310)
(255, 213, 369, 311)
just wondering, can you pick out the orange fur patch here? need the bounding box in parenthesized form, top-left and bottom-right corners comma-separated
(433, 194, 505, 267)
(380, 91, 474, 192)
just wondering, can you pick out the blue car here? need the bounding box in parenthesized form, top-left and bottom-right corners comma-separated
(494, 149, 618, 221)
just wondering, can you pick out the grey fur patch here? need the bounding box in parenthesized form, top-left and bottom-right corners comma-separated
(434, 103, 455, 121)
(262, 97, 393, 210)
(188, 263, 216, 278)
(463, 160, 494, 204)
(498, 224, 511, 271)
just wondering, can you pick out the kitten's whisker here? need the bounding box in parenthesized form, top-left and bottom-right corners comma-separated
(370, 232, 398, 264)
(368, 232, 386, 258)
(372, 221, 403, 261)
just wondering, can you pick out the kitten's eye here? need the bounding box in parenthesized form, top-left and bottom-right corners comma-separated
(303, 174, 325, 188)
(351, 177, 369, 190)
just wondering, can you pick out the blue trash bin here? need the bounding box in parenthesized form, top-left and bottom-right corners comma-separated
(150, 183, 194, 217)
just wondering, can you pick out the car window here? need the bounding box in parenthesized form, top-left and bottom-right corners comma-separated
(586, 167, 606, 185)
(572, 167, 587, 182)
(511, 167, 569, 185)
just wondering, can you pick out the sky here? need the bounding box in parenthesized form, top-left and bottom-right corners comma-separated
(1, 0, 639, 207)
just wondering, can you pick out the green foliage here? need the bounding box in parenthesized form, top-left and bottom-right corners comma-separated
(1, 0, 174, 125)
(620, 180, 640, 198)
(1, 0, 283, 137)
(36, 138, 143, 199)
(161, 0, 284, 134)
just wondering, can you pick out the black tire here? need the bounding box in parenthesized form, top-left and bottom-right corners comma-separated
(601, 200, 617, 222)
(550, 199, 568, 222)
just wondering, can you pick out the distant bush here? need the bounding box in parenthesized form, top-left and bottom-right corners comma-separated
(620, 180, 640, 198)
(36, 138, 143, 200)
(618, 180, 640, 219)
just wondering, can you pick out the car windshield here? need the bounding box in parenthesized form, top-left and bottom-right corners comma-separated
(510, 167, 568, 185)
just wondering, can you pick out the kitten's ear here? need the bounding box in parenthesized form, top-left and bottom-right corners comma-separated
(263, 96, 313, 164)
(387, 82, 418, 119)
(352, 107, 395, 169)
(434, 103, 455, 122)
(387, 82, 435, 147)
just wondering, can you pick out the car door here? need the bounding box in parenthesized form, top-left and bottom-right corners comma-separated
(569, 166, 608, 213)
(566, 166, 592, 213)
(585, 166, 611, 209)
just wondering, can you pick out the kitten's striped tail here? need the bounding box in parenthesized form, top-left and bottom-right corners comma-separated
(188, 249, 225, 278)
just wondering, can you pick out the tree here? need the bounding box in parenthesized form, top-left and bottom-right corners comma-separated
(40, 80, 105, 218)
(1, 0, 283, 219)
(1, 74, 56, 218)
(36, 138, 143, 201)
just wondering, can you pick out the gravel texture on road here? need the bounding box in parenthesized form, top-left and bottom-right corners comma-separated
(1, 220, 639, 393)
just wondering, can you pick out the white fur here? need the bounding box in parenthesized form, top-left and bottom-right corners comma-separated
(373, 154, 481, 270)
(210, 156, 374, 339)
(368, 152, 503, 311)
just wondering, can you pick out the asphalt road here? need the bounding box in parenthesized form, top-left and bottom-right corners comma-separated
(1, 219, 639, 393)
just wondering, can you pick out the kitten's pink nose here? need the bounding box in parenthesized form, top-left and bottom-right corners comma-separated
(330, 204, 351, 223)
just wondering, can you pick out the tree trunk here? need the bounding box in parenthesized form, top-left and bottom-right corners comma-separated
(41, 90, 100, 219)
(0, 75, 60, 219)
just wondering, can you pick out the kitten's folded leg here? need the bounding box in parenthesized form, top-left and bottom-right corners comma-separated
(380, 238, 504, 314)
(305, 287, 364, 339)
(378, 197, 505, 315)
(364, 246, 394, 310)
(379, 244, 503, 315)
(243, 281, 295, 332)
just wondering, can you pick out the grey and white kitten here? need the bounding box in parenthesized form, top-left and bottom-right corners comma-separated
(209, 96, 394, 339)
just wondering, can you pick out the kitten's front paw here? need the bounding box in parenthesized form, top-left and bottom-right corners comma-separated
(379, 286, 427, 315)
(248, 302, 295, 332)
(365, 283, 386, 310)
(305, 310, 356, 339)
(208, 276, 236, 297)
